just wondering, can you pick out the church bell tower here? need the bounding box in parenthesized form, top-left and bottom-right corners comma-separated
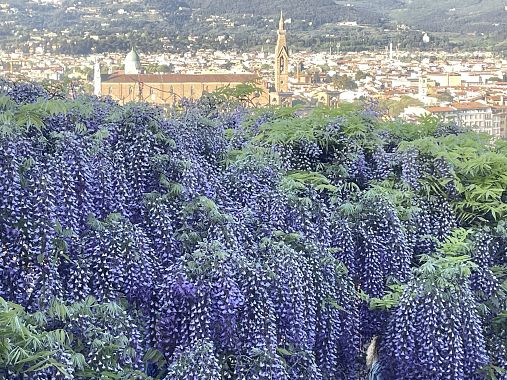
(275, 11, 289, 93)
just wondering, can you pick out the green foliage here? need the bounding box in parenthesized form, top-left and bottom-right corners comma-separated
(379, 96, 424, 117)
(368, 284, 405, 310)
(0, 296, 146, 378)
(354, 70, 368, 81)
(254, 117, 319, 145)
(0, 96, 97, 137)
(281, 171, 337, 194)
(207, 82, 264, 108)
(417, 228, 476, 287)
(332, 75, 358, 90)
(253, 103, 378, 151)
(367, 228, 474, 310)
(380, 116, 439, 142)
(400, 131, 507, 225)
(363, 180, 419, 221)
(0, 297, 70, 376)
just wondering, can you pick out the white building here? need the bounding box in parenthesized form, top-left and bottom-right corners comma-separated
(426, 102, 507, 138)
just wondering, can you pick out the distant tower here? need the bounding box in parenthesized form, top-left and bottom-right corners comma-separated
(124, 47, 141, 75)
(275, 10, 289, 93)
(418, 76, 428, 99)
(389, 42, 394, 61)
(296, 61, 302, 83)
(93, 61, 101, 96)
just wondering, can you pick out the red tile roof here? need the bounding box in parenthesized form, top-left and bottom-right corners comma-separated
(102, 73, 259, 84)
(426, 106, 455, 113)
(450, 102, 490, 110)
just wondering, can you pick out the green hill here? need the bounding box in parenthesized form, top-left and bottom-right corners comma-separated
(184, 0, 506, 33)
(0, 0, 505, 54)
(388, 0, 507, 32)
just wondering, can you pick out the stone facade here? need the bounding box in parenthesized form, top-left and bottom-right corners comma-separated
(426, 102, 507, 139)
(94, 13, 299, 107)
(269, 11, 293, 106)
(99, 73, 268, 106)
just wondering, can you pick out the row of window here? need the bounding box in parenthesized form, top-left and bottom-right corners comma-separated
(106, 84, 213, 96)
(460, 114, 492, 120)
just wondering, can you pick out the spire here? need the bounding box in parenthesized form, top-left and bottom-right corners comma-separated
(279, 10, 285, 31)
(274, 10, 289, 93)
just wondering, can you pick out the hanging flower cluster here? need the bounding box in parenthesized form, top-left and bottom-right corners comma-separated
(380, 254, 489, 380)
(0, 81, 504, 379)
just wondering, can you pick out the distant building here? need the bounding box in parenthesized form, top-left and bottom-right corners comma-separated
(124, 48, 141, 75)
(269, 11, 293, 106)
(426, 102, 507, 138)
(94, 49, 269, 106)
(426, 73, 462, 87)
(92, 12, 345, 108)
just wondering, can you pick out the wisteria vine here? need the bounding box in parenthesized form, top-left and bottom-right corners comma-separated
(0, 81, 505, 380)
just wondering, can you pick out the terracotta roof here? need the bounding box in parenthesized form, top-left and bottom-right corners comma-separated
(102, 73, 259, 84)
(427, 72, 461, 77)
(426, 106, 455, 113)
(451, 102, 490, 110)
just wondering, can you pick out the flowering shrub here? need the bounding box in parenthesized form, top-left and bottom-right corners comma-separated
(0, 81, 506, 379)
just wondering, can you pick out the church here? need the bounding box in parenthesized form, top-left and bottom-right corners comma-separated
(269, 11, 293, 106)
(93, 12, 293, 107)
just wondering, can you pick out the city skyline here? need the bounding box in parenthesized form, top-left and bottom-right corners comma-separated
(0, 4, 506, 138)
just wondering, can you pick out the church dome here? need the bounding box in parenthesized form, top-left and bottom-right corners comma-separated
(124, 48, 141, 74)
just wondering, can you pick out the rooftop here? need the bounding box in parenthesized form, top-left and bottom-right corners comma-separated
(451, 102, 490, 110)
(426, 106, 455, 113)
(102, 73, 259, 84)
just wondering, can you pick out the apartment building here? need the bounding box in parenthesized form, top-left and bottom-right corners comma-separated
(426, 102, 507, 138)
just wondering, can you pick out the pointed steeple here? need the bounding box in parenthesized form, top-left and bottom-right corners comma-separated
(274, 10, 289, 93)
(279, 10, 285, 31)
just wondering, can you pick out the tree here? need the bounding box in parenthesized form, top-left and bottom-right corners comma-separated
(355, 70, 367, 81)
(333, 75, 358, 90)
(436, 90, 454, 103)
(380, 96, 424, 117)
